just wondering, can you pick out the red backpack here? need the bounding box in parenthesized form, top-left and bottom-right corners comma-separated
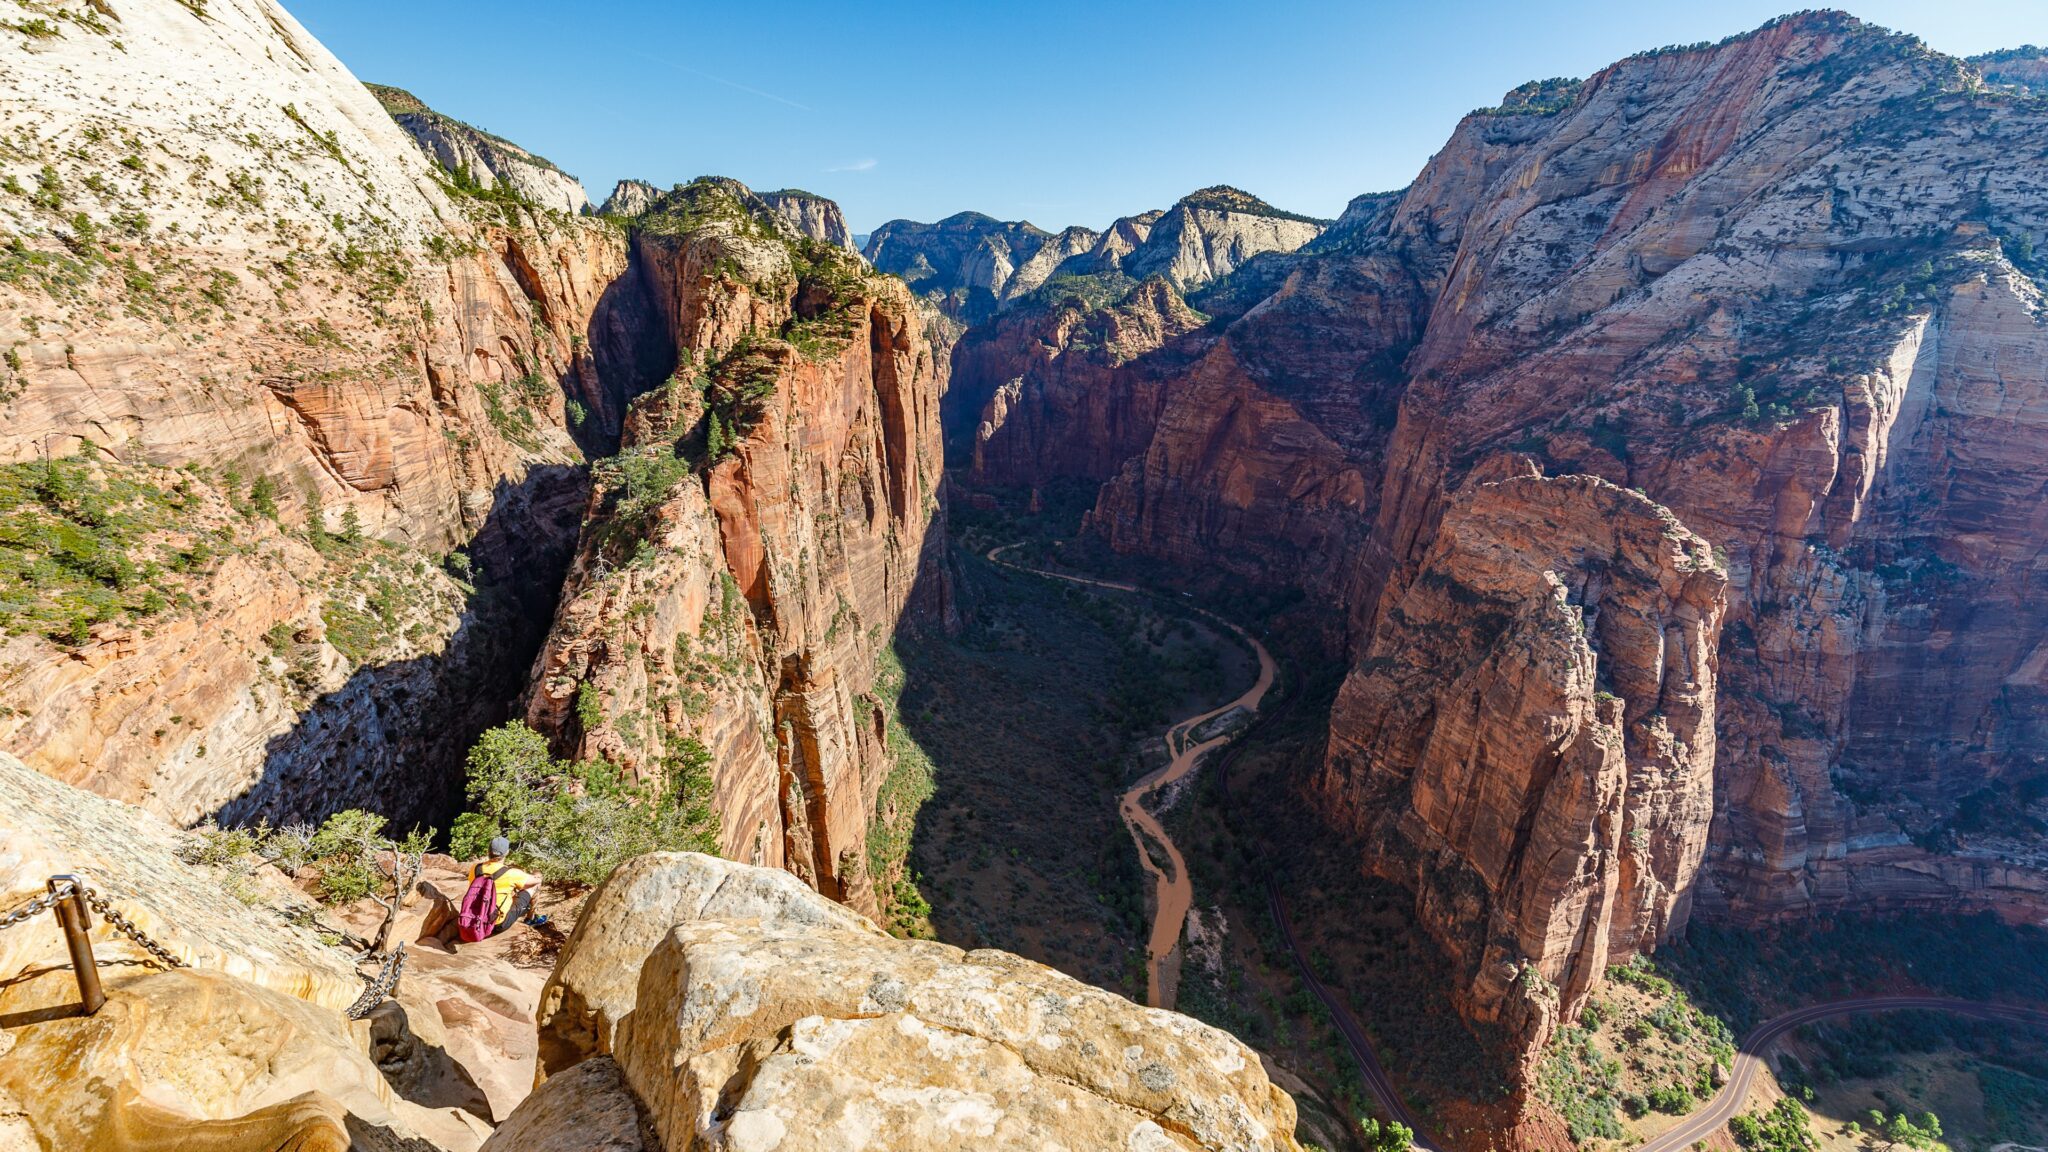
(457, 863, 510, 943)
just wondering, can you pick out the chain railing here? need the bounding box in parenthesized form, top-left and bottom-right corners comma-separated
(346, 943, 406, 1021)
(3, 872, 406, 1021)
(0, 875, 182, 1015)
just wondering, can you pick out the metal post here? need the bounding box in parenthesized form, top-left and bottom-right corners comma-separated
(48, 875, 104, 1015)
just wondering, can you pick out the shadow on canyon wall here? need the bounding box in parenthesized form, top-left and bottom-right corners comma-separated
(213, 465, 587, 834)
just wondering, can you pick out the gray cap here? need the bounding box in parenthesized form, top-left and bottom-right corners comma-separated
(489, 836, 510, 858)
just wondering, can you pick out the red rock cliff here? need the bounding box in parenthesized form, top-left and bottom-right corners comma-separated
(522, 180, 950, 917)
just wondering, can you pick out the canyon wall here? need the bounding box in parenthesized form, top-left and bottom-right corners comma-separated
(946, 12, 2048, 1068)
(369, 83, 593, 215)
(0, 0, 649, 827)
(521, 179, 950, 918)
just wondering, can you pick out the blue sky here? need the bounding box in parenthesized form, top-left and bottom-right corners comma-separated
(288, 1, 2048, 235)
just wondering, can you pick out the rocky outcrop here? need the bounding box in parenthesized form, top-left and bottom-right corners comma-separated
(955, 11, 2048, 1073)
(368, 84, 592, 215)
(1972, 46, 2048, 94)
(521, 179, 950, 918)
(1316, 469, 1727, 1069)
(759, 189, 857, 251)
(515, 852, 1304, 1152)
(0, 0, 649, 825)
(602, 179, 662, 218)
(1097, 187, 1326, 290)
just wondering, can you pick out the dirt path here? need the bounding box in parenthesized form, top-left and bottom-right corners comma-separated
(987, 543, 1274, 1008)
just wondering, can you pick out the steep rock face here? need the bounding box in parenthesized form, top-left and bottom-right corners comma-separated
(0, 0, 643, 825)
(961, 278, 1210, 481)
(602, 179, 662, 218)
(1316, 470, 1727, 1066)
(980, 12, 2048, 1069)
(523, 180, 948, 918)
(368, 84, 592, 215)
(758, 188, 857, 251)
(945, 188, 1327, 479)
(519, 852, 1304, 1152)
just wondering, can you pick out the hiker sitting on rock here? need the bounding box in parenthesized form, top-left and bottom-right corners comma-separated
(425, 837, 544, 946)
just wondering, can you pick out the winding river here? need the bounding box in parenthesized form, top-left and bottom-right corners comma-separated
(986, 543, 1274, 1009)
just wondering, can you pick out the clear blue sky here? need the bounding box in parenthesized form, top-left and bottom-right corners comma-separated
(287, 1, 2047, 234)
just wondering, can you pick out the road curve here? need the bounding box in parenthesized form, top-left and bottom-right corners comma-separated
(1637, 997, 2048, 1152)
(986, 543, 1274, 1008)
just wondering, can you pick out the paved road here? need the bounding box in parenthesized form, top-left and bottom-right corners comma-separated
(1266, 873, 1444, 1151)
(987, 542, 1274, 1008)
(1637, 997, 2048, 1152)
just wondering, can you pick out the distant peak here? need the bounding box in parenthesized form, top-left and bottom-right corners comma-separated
(1173, 186, 1324, 225)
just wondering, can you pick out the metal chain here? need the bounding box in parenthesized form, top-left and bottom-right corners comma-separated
(0, 882, 72, 930)
(346, 942, 406, 1021)
(80, 888, 185, 971)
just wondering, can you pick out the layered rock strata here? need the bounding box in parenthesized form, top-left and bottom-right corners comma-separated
(0, 0, 643, 825)
(521, 179, 950, 917)
(1316, 469, 1727, 1064)
(940, 12, 2048, 1071)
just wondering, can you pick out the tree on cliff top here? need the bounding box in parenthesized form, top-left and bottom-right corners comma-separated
(451, 721, 718, 886)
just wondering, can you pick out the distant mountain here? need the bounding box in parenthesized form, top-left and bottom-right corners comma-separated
(864, 186, 1325, 324)
(364, 83, 590, 215)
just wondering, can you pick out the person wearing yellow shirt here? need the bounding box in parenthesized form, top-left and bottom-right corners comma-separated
(468, 836, 544, 937)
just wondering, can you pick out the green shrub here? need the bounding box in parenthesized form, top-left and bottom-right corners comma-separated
(449, 721, 719, 887)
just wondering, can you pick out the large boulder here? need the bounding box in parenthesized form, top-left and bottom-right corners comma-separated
(534, 852, 877, 1076)
(479, 1057, 648, 1152)
(613, 921, 1304, 1152)
(528, 853, 1302, 1152)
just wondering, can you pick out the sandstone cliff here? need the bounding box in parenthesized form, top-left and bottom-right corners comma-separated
(758, 188, 858, 251)
(946, 12, 2048, 1072)
(368, 84, 593, 215)
(520, 178, 950, 919)
(0, 0, 657, 827)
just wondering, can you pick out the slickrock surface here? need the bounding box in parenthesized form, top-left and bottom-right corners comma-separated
(0, 0, 637, 824)
(1316, 469, 1727, 1069)
(0, 967, 487, 1152)
(522, 179, 951, 918)
(369, 84, 592, 215)
(939, 11, 2048, 1075)
(0, 750, 359, 1009)
(516, 852, 1303, 1152)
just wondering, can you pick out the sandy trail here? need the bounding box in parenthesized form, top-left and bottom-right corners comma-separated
(987, 543, 1274, 1008)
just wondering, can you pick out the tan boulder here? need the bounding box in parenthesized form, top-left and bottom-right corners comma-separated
(535, 852, 877, 1077)
(613, 920, 1302, 1152)
(479, 1057, 648, 1152)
